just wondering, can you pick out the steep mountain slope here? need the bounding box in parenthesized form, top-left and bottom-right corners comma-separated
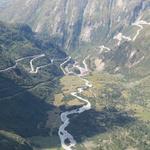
(0, 0, 149, 50)
(0, 22, 68, 150)
(90, 23, 150, 79)
(0, 130, 32, 150)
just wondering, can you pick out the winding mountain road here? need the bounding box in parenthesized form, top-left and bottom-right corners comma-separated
(0, 55, 38, 73)
(113, 32, 131, 46)
(29, 54, 52, 74)
(132, 18, 150, 41)
(73, 56, 90, 76)
(60, 56, 72, 75)
(0, 54, 52, 74)
(29, 54, 45, 73)
(99, 45, 111, 54)
(114, 17, 150, 46)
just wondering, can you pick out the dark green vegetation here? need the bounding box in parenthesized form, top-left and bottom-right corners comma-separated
(68, 108, 149, 150)
(0, 74, 61, 150)
(0, 22, 68, 150)
(0, 130, 32, 150)
(0, 21, 66, 69)
(67, 107, 135, 142)
(0, 75, 51, 137)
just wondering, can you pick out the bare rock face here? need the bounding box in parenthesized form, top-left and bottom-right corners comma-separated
(0, 0, 149, 50)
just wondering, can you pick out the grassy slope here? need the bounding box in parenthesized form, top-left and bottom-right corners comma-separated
(62, 72, 150, 150)
(42, 68, 150, 150)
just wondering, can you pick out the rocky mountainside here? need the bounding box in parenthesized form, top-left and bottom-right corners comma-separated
(0, 0, 149, 50)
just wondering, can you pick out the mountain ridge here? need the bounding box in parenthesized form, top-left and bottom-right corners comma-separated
(0, 0, 149, 50)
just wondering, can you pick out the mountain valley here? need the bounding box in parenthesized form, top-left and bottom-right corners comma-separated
(0, 1, 150, 150)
